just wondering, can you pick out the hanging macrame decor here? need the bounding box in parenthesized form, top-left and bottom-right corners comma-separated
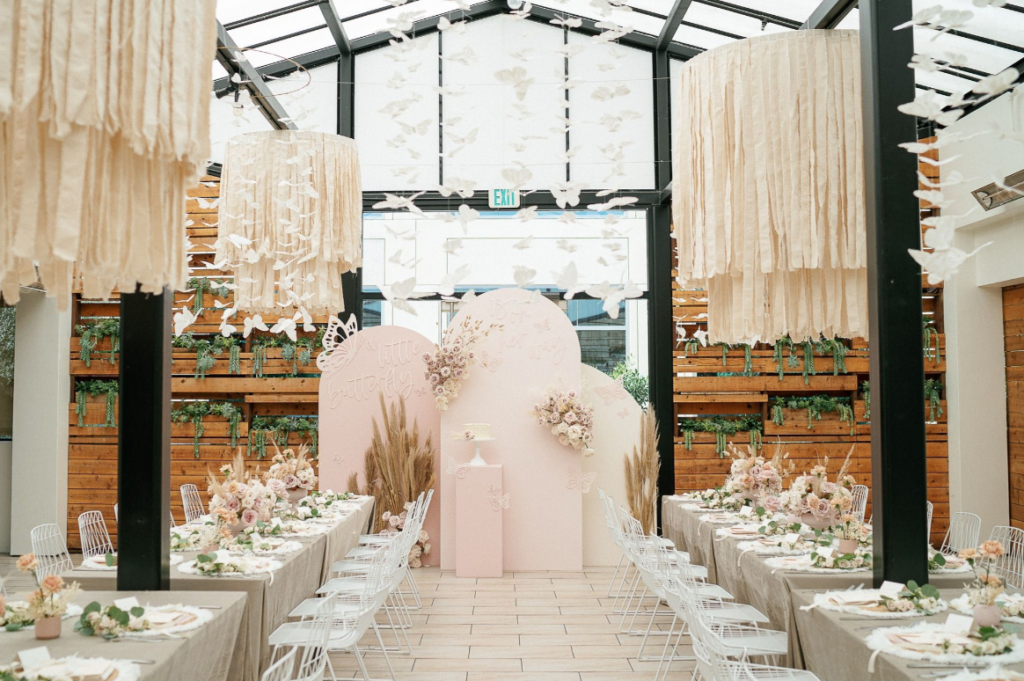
(0, 0, 217, 308)
(672, 30, 868, 344)
(215, 131, 362, 317)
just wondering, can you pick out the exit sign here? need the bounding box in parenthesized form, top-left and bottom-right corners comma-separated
(488, 188, 521, 209)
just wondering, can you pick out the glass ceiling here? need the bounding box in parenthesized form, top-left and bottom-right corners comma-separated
(215, 0, 1024, 103)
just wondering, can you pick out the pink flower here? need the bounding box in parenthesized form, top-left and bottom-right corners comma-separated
(227, 498, 241, 511)
(389, 515, 401, 527)
(241, 509, 258, 525)
(422, 353, 431, 362)
(283, 475, 299, 489)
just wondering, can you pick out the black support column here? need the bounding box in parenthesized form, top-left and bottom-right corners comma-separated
(117, 287, 172, 591)
(338, 51, 362, 329)
(860, 0, 929, 584)
(651, 46, 676, 531)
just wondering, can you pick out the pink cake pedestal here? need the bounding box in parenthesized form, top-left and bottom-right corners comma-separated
(455, 465, 503, 578)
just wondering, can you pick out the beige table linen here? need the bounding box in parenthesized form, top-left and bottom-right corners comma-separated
(0, 591, 245, 681)
(792, 587, 1024, 681)
(65, 498, 373, 681)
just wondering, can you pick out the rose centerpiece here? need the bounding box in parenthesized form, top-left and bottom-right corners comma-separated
(14, 554, 81, 640)
(530, 388, 595, 457)
(956, 540, 1009, 629)
(208, 453, 276, 537)
(777, 449, 855, 530)
(723, 443, 793, 510)
(263, 445, 318, 507)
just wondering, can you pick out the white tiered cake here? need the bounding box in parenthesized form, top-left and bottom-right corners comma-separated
(464, 423, 492, 440)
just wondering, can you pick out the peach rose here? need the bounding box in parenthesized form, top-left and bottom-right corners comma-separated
(40, 574, 64, 595)
(980, 540, 1006, 559)
(959, 548, 978, 561)
(16, 553, 38, 573)
(0, 593, 6, 616)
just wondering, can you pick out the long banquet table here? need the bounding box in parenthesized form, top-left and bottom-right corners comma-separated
(661, 495, 979, 667)
(792, 587, 1024, 680)
(0, 590, 246, 681)
(66, 497, 374, 681)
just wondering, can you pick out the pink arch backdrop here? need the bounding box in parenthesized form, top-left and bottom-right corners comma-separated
(440, 288, 584, 571)
(317, 325, 442, 566)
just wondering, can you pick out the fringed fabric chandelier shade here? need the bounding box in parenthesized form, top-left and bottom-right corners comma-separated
(672, 30, 868, 344)
(215, 131, 362, 316)
(0, 0, 217, 307)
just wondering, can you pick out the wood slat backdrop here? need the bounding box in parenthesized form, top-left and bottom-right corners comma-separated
(66, 178, 323, 549)
(672, 140, 950, 544)
(1004, 283, 1024, 529)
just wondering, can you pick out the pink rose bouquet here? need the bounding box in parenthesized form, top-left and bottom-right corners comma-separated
(530, 388, 595, 456)
(208, 452, 276, 532)
(263, 445, 318, 492)
(424, 316, 498, 411)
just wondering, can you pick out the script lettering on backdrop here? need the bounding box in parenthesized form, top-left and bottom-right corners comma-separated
(323, 336, 422, 407)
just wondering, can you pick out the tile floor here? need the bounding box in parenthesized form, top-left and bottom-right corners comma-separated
(1, 557, 694, 680)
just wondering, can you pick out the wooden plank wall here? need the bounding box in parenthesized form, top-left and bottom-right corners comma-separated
(1004, 283, 1024, 529)
(672, 139, 950, 545)
(67, 178, 323, 549)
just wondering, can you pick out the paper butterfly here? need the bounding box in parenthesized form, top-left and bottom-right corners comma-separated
(617, 408, 630, 419)
(322, 315, 359, 352)
(566, 466, 597, 494)
(413, 386, 430, 397)
(447, 456, 470, 479)
(479, 350, 503, 373)
(594, 383, 626, 405)
(487, 485, 510, 511)
(332, 455, 344, 465)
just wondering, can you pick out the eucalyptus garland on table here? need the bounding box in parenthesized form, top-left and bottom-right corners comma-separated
(770, 395, 855, 434)
(187, 276, 232, 315)
(861, 380, 943, 423)
(74, 379, 119, 427)
(75, 318, 120, 367)
(247, 415, 318, 459)
(679, 415, 762, 457)
(171, 401, 243, 458)
(173, 332, 242, 378)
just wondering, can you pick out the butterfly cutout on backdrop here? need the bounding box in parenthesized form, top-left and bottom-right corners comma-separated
(594, 379, 626, 406)
(447, 456, 470, 479)
(479, 350, 503, 373)
(488, 485, 510, 511)
(567, 466, 597, 494)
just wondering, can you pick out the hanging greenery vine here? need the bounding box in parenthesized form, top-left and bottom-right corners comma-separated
(770, 337, 799, 380)
(75, 318, 120, 368)
(769, 336, 849, 384)
(74, 379, 119, 427)
(247, 415, 319, 459)
(186, 277, 231, 315)
(862, 380, 870, 420)
(171, 401, 243, 458)
(861, 380, 943, 423)
(770, 395, 855, 434)
(251, 333, 321, 377)
(923, 316, 941, 365)
(172, 332, 243, 379)
(0, 307, 14, 395)
(679, 415, 762, 457)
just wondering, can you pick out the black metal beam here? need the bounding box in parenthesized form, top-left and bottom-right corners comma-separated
(362, 190, 664, 211)
(215, 23, 297, 130)
(213, 46, 340, 94)
(695, 0, 801, 30)
(223, 0, 321, 30)
(648, 205, 675, 533)
(319, 0, 352, 55)
(117, 287, 172, 591)
(860, 0, 929, 585)
(338, 52, 361, 329)
(802, 0, 858, 29)
(657, 0, 696, 51)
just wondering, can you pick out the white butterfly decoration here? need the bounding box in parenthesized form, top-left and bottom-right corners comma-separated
(897, 90, 964, 127)
(556, 239, 579, 253)
(513, 266, 537, 288)
(971, 67, 1021, 97)
(591, 84, 630, 102)
(270, 316, 299, 342)
(439, 265, 471, 297)
(442, 46, 477, 66)
(195, 197, 219, 210)
(599, 111, 641, 132)
(692, 328, 710, 347)
(442, 239, 463, 255)
(384, 276, 430, 315)
(502, 166, 533, 190)
(437, 16, 467, 33)
(550, 182, 583, 209)
(515, 206, 538, 222)
(566, 466, 597, 494)
(173, 307, 197, 337)
(554, 262, 587, 300)
(447, 456, 470, 479)
(456, 204, 480, 232)
(549, 15, 582, 28)
(494, 67, 535, 101)
(438, 177, 477, 199)
(372, 192, 425, 214)
(893, 6, 973, 35)
(584, 281, 643, 319)
(909, 220, 992, 285)
(589, 196, 638, 212)
(487, 485, 510, 511)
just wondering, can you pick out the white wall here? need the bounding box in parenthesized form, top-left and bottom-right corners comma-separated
(10, 292, 71, 554)
(941, 89, 1024, 539)
(0, 441, 11, 553)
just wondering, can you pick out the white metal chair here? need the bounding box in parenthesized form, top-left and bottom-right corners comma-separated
(260, 647, 296, 681)
(940, 512, 981, 556)
(180, 484, 206, 524)
(78, 511, 115, 559)
(29, 524, 74, 578)
(692, 632, 822, 681)
(988, 525, 1024, 589)
(268, 592, 337, 681)
(850, 484, 868, 523)
(926, 500, 934, 540)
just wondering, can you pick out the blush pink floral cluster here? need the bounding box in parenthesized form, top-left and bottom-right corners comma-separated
(423, 316, 497, 411)
(531, 388, 595, 457)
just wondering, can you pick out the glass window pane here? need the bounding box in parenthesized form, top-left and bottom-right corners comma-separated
(244, 27, 336, 67)
(227, 7, 324, 48)
(362, 300, 382, 328)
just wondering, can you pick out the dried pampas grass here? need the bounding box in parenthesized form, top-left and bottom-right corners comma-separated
(349, 393, 436, 532)
(624, 403, 660, 535)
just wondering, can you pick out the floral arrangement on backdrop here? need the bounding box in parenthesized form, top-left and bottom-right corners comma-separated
(424, 316, 498, 411)
(531, 388, 595, 456)
(263, 445, 318, 500)
(723, 442, 793, 510)
(207, 453, 276, 534)
(381, 505, 431, 568)
(777, 448, 855, 528)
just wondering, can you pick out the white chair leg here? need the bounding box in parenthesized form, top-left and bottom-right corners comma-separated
(607, 554, 625, 597)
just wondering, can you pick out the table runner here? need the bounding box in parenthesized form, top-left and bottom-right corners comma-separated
(792, 587, 1024, 681)
(66, 497, 373, 681)
(0, 591, 245, 681)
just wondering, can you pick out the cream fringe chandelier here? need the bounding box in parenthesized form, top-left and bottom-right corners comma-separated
(0, 0, 217, 308)
(215, 131, 362, 316)
(672, 30, 868, 344)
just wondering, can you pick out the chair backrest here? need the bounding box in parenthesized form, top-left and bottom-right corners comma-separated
(296, 592, 336, 681)
(989, 525, 1024, 589)
(261, 647, 296, 681)
(30, 524, 74, 578)
(78, 511, 114, 559)
(941, 512, 981, 556)
(926, 500, 934, 539)
(850, 485, 868, 522)
(181, 484, 206, 523)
